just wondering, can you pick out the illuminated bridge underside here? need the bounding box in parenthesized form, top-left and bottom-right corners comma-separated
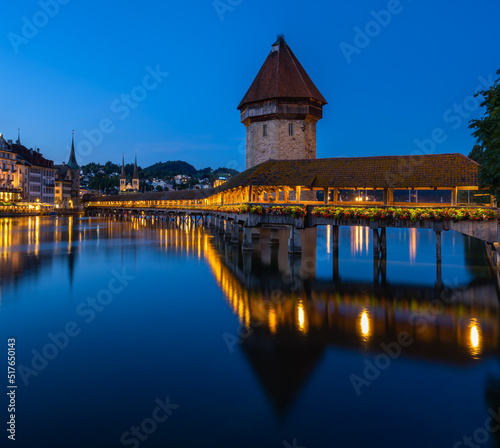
(86, 154, 498, 252)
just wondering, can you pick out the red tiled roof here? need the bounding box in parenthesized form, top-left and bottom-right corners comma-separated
(238, 36, 327, 109)
(217, 154, 479, 190)
(11, 144, 54, 169)
(87, 154, 480, 204)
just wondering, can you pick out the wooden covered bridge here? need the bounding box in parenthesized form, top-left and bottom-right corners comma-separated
(85, 153, 498, 264)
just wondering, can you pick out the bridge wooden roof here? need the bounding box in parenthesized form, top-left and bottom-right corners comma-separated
(87, 154, 479, 204)
(218, 154, 479, 191)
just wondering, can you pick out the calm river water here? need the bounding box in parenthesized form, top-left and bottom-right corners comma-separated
(1, 216, 500, 448)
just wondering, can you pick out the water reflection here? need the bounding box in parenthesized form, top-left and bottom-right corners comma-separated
(352, 226, 370, 255)
(409, 228, 417, 264)
(205, 227, 498, 366)
(469, 319, 482, 359)
(1, 217, 499, 421)
(359, 308, 371, 343)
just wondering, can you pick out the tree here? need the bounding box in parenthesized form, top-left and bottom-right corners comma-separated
(469, 69, 500, 198)
(468, 144, 485, 164)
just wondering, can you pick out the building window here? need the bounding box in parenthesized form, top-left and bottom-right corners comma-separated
(263, 124, 268, 137)
(288, 123, 294, 136)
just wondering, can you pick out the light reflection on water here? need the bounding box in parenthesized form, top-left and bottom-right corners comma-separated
(0, 216, 499, 448)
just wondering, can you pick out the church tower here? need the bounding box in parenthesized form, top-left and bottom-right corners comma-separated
(120, 155, 126, 193)
(67, 131, 79, 170)
(238, 35, 327, 169)
(132, 154, 139, 191)
(68, 131, 80, 206)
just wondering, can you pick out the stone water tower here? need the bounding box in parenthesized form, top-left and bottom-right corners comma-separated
(238, 35, 327, 169)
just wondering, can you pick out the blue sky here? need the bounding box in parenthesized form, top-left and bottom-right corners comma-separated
(1, 0, 499, 170)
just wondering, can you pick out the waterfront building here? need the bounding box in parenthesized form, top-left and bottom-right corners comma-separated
(55, 133, 81, 208)
(54, 166, 74, 208)
(0, 133, 22, 203)
(11, 141, 56, 205)
(238, 35, 327, 169)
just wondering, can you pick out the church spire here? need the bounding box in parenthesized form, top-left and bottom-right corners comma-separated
(132, 151, 140, 191)
(133, 152, 139, 180)
(67, 131, 79, 169)
(17, 128, 21, 145)
(121, 154, 126, 179)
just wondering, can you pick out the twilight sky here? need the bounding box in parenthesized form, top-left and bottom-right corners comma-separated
(1, 0, 499, 171)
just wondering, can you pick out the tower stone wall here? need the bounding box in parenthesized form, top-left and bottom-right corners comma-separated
(245, 119, 317, 169)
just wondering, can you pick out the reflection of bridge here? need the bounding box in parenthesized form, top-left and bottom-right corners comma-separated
(85, 153, 498, 265)
(196, 223, 500, 414)
(86, 205, 499, 293)
(206, 229, 499, 358)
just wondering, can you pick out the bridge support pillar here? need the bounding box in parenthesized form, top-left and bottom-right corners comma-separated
(270, 229, 280, 247)
(230, 223, 240, 244)
(436, 230, 442, 263)
(218, 218, 225, 234)
(332, 225, 339, 252)
(225, 220, 232, 239)
(372, 227, 387, 285)
(380, 228, 387, 255)
(373, 228, 380, 258)
(252, 228, 260, 240)
(242, 251, 252, 273)
(242, 227, 253, 252)
(288, 227, 302, 254)
(332, 226, 340, 283)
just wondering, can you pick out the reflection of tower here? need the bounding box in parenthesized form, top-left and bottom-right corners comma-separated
(238, 35, 327, 170)
(120, 155, 126, 193)
(240, 326, 325, 417)
(132, 153, 139, 191)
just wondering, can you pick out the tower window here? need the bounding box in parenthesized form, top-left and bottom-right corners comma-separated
(263, 124, 268, 137)
(289, 123, 294, 136)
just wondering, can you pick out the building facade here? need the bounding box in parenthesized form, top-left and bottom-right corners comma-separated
(11, 144, 56, 205)
(238, 36, 327, 169)
(0, 131, 80, 206)
(0, 134, 22, 203)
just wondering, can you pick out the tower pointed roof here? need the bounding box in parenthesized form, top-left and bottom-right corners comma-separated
(121, 154, 126, 179)
(67, 131, 79, 170)
(238, 35, 327, 110)
(17, 128, 21, 145)
(133, 153, 139, 179)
